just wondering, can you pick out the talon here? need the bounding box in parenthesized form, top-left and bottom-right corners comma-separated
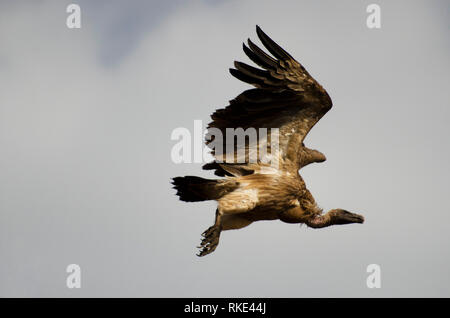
(202, 225, 216, 238)
(197, 225, 222, 256)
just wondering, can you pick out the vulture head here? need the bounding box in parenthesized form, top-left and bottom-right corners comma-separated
(307, 209, 365, 228)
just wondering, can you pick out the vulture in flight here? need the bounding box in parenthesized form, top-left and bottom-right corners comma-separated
(172, 26, 364, 257)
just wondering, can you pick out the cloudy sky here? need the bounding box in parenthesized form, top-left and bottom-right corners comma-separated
(0, 0, 449, 297)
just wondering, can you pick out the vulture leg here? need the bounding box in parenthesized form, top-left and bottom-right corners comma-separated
(197, 209, 223, 257)
(221, 214, 253, 231)
(198, 212, 253, 257)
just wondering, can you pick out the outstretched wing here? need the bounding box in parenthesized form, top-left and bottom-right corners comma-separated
(204, 26, 332, 176)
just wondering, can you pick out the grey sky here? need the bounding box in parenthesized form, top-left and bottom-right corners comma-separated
(0, 0, 449, 297)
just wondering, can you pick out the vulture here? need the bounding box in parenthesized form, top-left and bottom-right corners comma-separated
(172, 26, 364, 257)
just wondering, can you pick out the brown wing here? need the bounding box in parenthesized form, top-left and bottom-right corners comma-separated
(204, 26, 332, 176)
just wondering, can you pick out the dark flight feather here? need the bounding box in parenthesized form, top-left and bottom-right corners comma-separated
(205, 26, 332, 175)
(245, 40, 278, 69)
(172, 176, 239, 202)
(256, 25, 294, 60)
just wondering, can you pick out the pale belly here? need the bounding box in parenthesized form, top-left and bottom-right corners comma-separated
(217, 173, 307, 222)
(217, 185, 301, 219)
(218, 187, 259, 214)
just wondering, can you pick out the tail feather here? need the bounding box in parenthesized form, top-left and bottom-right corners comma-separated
(171, 176, 238, 202)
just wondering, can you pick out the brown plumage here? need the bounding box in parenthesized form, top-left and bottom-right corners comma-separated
(172, 26, 364, 257)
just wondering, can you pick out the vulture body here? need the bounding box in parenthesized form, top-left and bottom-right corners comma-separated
(172, 26, 364, 257)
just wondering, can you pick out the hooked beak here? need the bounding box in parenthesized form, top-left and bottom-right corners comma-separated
(316, 152, 326, 162)
(332, 210, 365, 225)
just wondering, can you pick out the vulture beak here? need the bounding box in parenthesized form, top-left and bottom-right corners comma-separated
(315, 150, 326, 162)
(331, 209, 365, 225)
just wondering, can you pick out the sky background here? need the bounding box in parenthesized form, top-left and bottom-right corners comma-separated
(0, 0, 449, 297)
